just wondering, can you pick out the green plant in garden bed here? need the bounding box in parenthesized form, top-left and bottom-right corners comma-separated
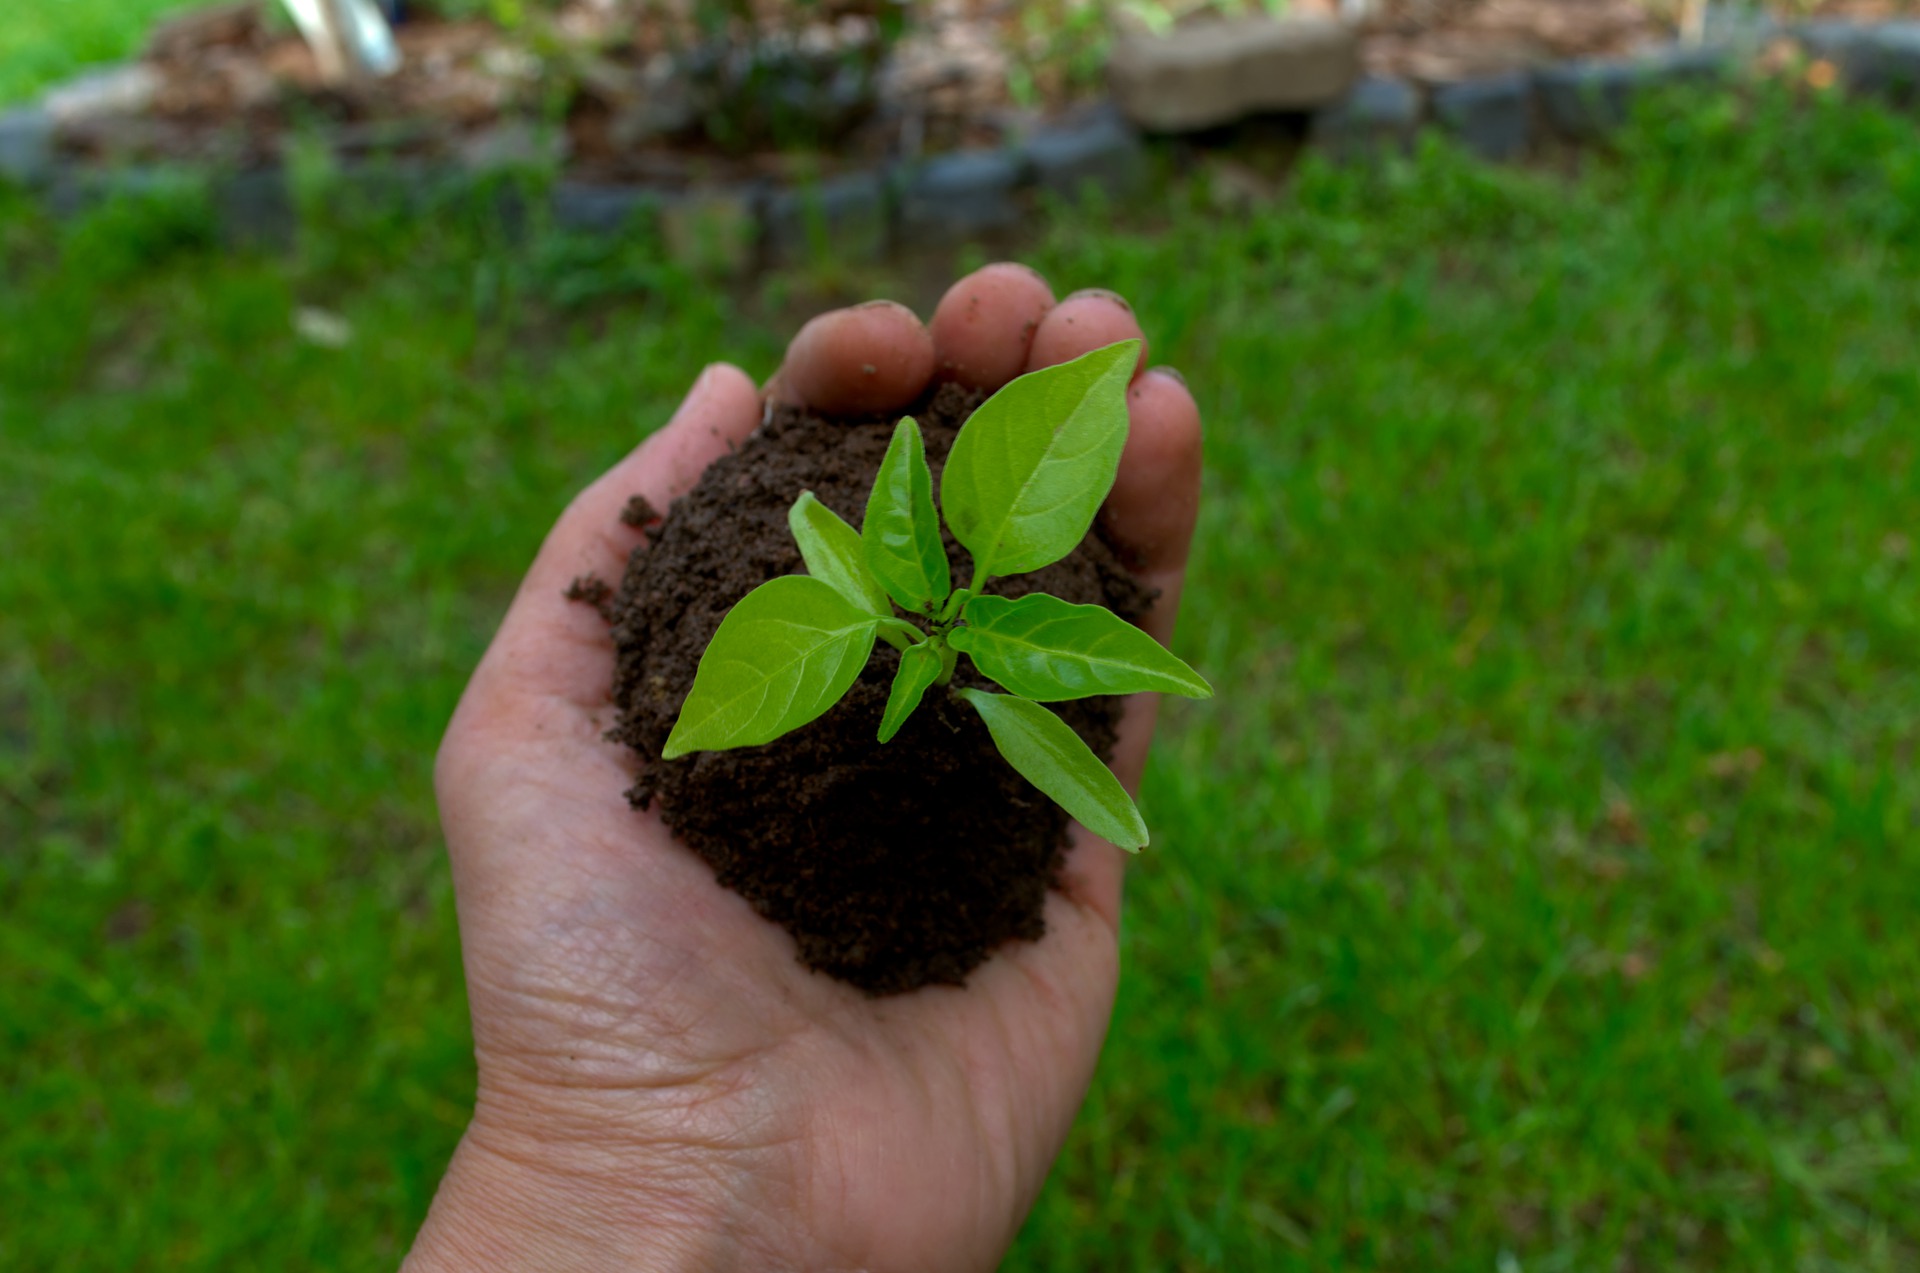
(663, 340, 1211, 849)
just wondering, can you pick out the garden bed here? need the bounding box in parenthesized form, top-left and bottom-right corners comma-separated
(4, 0, 1920, 266)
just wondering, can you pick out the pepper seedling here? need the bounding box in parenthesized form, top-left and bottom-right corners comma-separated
(661, 339, 1210, 850)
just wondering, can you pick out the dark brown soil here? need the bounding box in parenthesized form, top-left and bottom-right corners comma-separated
(603, 381, 1150, 996)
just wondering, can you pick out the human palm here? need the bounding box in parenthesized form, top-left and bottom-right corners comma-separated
(406, 266, 1202, 1273)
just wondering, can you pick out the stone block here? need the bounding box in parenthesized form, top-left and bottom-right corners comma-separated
(45, 166, 193, 220)
(0, 108, 54, 188)
(42, 63, 162, 127)
(1845, 22, 1920, 104)
(553, 181, 660, 235)
(216, 167, 294, 245)
(1309, 76, 1422, 159)
(1022, 105, 1146, 197)
(763, 170, 888, 264)
(898, 150, 1021, 242)
(1536, 46, 1732, 141)
(457, 120, 565, 174)
(1432, 72, 1533, 161)
(1109, 17, 1360, 132)
(660, 187, 762, 277)
(321, 161, 455, 219)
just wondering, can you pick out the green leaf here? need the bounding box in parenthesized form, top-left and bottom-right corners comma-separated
(940, 339, 1138, 585)
(950, 593, 1213, 701)
(955, 688, 1148, 851)
(861, 417, 951, 613)
(663, 575, 878, 758)
(788, 490, 892, 617)
(878, 639, 944, 743)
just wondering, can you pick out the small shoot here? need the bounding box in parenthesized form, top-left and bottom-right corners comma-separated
(663, 340, 1211, 850)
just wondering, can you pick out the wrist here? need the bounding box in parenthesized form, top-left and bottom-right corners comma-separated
(404, 1088, 786, 1273)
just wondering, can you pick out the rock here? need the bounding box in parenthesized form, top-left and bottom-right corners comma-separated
(659, 188, 762, 277)
(1021, 104, 1146, 198)
(458, 119, 565, 172)
(898, 150, 1021, 241)
(0, 108, 55, 188)
(553, 181, 660, 235)
(42, 63, 163, 127)
(1109, 16, 1360, 132)
(327, 160, 446, 216)
(1794, 18, 1868, 63)
(1792, 19, 1920, 103)
(45, 166, 196, 220)
(215, 167, 293, 245)
(763, 170, 889, 264)
(1309, 75, 1421, 159)
(1431, 72, 1534, 161)
(143, 1, 263, 62)
(1536, 46, 1732, 141)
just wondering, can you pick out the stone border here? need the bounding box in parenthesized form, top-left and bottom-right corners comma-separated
(0, 98, 1147, 271)
(1314, 19, 1918, 161)
(3, 18, 1918, 268)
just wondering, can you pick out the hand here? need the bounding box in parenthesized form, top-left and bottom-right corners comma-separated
(406, 265, 1203, 1273)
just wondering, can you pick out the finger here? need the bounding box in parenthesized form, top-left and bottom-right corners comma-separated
(928, 262, 1055, 390)
(1058, 367, 1203, 929)
(1026, 289, 1150, 379)
(764, 300, 936, 415)
(457, 363, 763, 723)
(1102, 369, 1203, 643)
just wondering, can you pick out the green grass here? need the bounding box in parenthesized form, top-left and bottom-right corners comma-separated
(4, 88, 1919, 1270)
(0, 0, 202, 105)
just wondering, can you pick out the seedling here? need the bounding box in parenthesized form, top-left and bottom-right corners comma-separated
(662, 340, 1211, 850)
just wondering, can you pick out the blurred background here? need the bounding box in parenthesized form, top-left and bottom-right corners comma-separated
(3, 1, 1919, 1268)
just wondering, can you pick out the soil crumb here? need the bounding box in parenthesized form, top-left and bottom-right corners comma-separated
(564, 574, 615, 622)
(619, 494, 661, 528)
(606, 382, 1150, 995)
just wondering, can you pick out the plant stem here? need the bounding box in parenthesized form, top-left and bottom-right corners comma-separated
(877, 617, 926, 652)
(934, 638, 960, 687)
(937, 587, 972, 624)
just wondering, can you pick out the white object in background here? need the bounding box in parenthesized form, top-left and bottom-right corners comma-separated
(1340, 0, 1375, 21)
(279, 0, 401, 83)
(335, 0, 402, 76)
(1679, 0, 1707, 44)
(294, 306, 353, 348)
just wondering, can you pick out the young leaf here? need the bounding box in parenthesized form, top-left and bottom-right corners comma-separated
(950, 593, 1213, 701)
(789, 490, 892, 617)
(861, 417, 951, 612)
(878, 639, 944, 743)
(940, 339, 1138, 585)
(663, 575, 878, 758)
(955, 688, 1148, 851)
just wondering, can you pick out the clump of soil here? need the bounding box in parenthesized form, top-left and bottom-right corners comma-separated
(603, 381, 1150, 996)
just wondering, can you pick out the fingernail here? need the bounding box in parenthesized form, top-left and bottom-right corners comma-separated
(1149, 364, 1187, 387)
(855, 299, 916, 316)
(1065, 287, 1133, 312)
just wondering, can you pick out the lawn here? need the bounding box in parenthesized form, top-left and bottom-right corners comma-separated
(4, 88, 1920, 1269)
(0, 0, 201, 105)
